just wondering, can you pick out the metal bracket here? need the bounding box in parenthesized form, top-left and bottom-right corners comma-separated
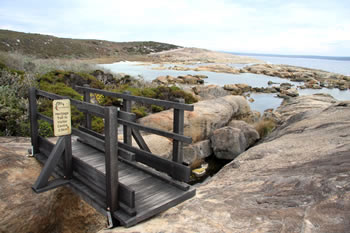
(106, 211, 114, 229)
(26, 146, 34, 157)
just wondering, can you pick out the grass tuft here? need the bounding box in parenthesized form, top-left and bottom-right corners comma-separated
(254, 119, 276, 138)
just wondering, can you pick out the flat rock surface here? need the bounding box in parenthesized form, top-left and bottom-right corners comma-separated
(0, 137, 105, 233)
(101, 94, 350, 233)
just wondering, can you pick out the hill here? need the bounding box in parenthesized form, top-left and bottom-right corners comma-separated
(0, 29, 181, 60)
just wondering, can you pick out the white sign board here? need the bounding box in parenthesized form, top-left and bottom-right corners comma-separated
(53, 99, 72, 136)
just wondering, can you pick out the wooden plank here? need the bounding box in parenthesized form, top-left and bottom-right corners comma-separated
(137, 186, 175, 211)
(72, 145, 101, 158)
(64, 135, 73, 179)
(118, 110, 136, 121)
(131, 129, 151, 152)
(72, 128, 105, 152)
(32, 178, 70, 193)
(122, 91, 133, 146)
(37, 113, 53, 124)
(119, 157, 190, 191)
(119, 142, 191, 182)
(78, 126, 104, 140)
(104, 106, 119, 213)
(118, 118, 192, 144)
(36, 89, 105, 117)
(76, 86, 194, 111)
(83, 84, 92, 129)
(114, 186, 196, 227)
(119, 168, 149, 185)
(173, 99, 185, 163)
(72, 156, 106, 191)
(29, 87, 39, 154)
(32, 137, 65, 191)
(78, 126, 134, 161)
(118, 149, 135, 161)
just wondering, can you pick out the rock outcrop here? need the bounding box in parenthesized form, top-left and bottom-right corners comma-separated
(0, 137, 105, 233)
(166, 64, 241, 74)
(183, 140, 212, 165)
(210, 126, 247, 160)
(210, 120, 259, 160)
(227, 120, 260, 146)
(153, 74, 205, 85)
(191, 84, 230, 100)
(139, 95, 251, 143)
(243, 64, 350, 90)
(102, 94, 350, 233)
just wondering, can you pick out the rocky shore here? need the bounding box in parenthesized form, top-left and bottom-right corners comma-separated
(243, 64, 350, 90)
(147, 47, 264, 64)
(149, 53, 350, 92)
(100, 94, 350, 233)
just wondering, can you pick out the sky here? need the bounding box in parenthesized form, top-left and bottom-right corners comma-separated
(1, 0, 350, 56)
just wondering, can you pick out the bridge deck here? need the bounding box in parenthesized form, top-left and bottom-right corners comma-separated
(37, 137, 195, 227)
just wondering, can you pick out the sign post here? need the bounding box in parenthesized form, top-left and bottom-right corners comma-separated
(53, 99, 72, 137)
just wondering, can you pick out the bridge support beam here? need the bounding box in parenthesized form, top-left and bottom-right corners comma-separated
(32, 137, 69, 193)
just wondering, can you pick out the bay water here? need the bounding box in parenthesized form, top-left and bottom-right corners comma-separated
(100, 56, 350, 113)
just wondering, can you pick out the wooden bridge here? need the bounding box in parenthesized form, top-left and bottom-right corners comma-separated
(28, 86, 195, 227)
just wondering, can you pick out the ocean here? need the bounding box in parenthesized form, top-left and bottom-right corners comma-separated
(229, 53, 350, 76)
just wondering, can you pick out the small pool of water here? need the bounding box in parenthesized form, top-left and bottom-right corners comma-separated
(188, 155, 230, 185)
(248, 93, 283, 113)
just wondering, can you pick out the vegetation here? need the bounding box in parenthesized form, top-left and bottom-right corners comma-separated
(0, 50, 115, 77)
(99, 84, 198, 118)
(0, 85, 29, 136)
(254, 119, 276, 138)
(0, 40, 196, 136)
(0, 29, 181, 59)
(0, 63, 33, 136)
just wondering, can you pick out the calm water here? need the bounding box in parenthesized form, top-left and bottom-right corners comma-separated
(246, 55, 350, 76)
(100, 59, 350, 113)
(101, 61, 297, 87)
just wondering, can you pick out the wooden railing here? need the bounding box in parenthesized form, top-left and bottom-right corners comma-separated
(29, 87, 121, 214)
(76, 85, 194, 166)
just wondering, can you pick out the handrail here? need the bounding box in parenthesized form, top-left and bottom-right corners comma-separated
(75, 85, 194, 111)
(77, 85, 192, 165)
(36, 89, 105, 117)
(36, 105, 192, 144)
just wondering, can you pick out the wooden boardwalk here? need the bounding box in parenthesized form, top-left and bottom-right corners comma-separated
(28, 87, 196, 227)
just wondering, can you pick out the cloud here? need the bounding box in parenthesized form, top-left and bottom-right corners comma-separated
(0, 0, 349, 56)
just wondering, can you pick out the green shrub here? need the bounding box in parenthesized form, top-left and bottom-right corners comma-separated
(91, 116, 104, 133)
(38, 120, 53, 137)
(132, 106, 148, 118)
(0, 85, 29, 136)
(151, 105, 164, 113)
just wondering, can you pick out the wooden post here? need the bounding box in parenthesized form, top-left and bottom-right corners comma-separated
(64, 135, 72, 179)
(29, 87, 39, 154)
(122, 91, 132, 146)
(83, 84, 92, 129)
(105, 106, 119, 213)
(172, 99, 185, 163)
